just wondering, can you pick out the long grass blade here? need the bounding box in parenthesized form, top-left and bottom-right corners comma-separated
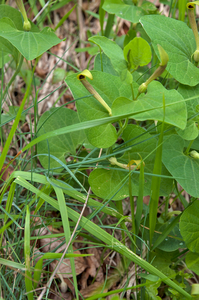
(54, 186, 79, 300)
(24, 206, 33, 300)
(149, 95, 165, 245)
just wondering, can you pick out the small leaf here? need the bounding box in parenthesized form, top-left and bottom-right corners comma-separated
(123, 37, 151, 70)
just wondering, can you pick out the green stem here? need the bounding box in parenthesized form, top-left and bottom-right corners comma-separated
(0, 52, 4, 147)
(184, 139, 194, 155)
(131, 82, 135, 100)
(16, 0, 31, 30)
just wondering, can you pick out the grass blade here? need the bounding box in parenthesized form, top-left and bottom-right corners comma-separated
(54, 186, 79, 300)
(149, 95, 165, 245)
(135, 160, 144, 234)
(24, 206, 33, 300)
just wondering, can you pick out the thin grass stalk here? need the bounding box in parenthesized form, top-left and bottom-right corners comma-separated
(0, 50, 4, 146)
(54, 187, 79, 300)
(149, 95, 165, 245)
(0, 60, 34, 176)
(24, 206, 33, 300)
(115, 201, 127, 270)
(99, 0, 105, 35)
(0, 182, 16, 247)
(135, 160, 144, 235)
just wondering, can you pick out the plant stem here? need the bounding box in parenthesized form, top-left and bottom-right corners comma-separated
(184, 139, 194, 155)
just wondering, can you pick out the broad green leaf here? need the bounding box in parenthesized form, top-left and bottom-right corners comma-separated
(88, 36, 127, 74)
(186, 251, 199, 275)
(103, 0, 146, 23)
(175, 120, 198, 140)
(88, 124, 172, 200)
(162, 135, 199, 198)
(140, 15, 199, 86)
(65, 71, 133, 148)
(0, 17, 61, 60)
(180, 200, 199, 252)
(123, 37, 151, 70)
(178, 83, 199, 119)
(0, 4, 24, 30)
(112, 81, 187, 130)
(37, 108, 85, 170)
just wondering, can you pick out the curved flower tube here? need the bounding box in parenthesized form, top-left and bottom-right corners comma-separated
(77, 69, 112, 116)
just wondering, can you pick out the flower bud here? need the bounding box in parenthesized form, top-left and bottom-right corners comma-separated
(194, 49, 199, 62)
(190, 150, 199, 159)
(138, 82, 147, 94)
(158, 44, 169, 67)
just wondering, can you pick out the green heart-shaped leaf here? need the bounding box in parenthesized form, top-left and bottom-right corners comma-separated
(140, 15, 199, 86)
(0, 17, 61, 60)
